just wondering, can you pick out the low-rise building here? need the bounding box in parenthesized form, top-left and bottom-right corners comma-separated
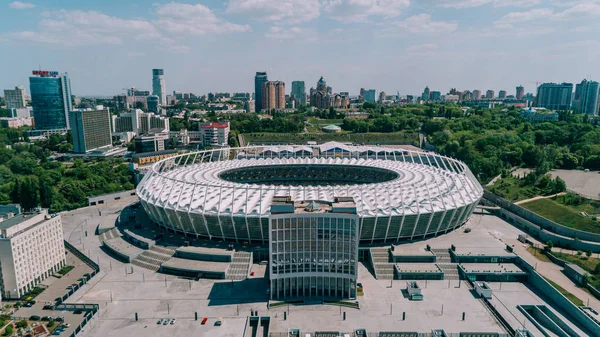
(199, 121, 230, 146)
(0, 116, 34, 128)
(132, 150, 178, 165)
(0, 209, 65, 299)
(134, 130, 169, 153)
(520, 108, 559, 123)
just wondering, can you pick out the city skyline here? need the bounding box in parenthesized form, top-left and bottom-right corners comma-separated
(1, 1, 600, 96)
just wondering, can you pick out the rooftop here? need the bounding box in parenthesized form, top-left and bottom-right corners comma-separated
(0, 210, 46, 230)
(460, 263, 524, 274)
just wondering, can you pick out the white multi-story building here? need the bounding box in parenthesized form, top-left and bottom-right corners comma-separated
(269, 196, 359, 300)
(0, 116, 34, 128)
(0, 209, 65, 299)
(112, 109, 169, 135)
(199, 121, 230, 146)
(3, 86, 27, 109)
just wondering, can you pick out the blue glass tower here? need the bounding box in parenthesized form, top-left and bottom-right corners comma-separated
(29, 71, 73, 130)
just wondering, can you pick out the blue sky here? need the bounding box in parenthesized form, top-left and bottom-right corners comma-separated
(1, 0, 599, 96)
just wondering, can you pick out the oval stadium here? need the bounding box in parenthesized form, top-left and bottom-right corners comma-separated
(137, 142, 483, 244)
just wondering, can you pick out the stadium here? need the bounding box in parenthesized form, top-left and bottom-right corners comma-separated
(136, 142, 483, 244)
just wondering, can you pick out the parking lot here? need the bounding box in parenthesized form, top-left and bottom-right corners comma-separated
(13, 251, 94, 337)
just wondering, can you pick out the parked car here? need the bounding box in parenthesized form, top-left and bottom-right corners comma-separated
(41, 316, 52, 321)
(162, 318, 169, 325)
(43, 305, 55, 310)
(215, 317, 223, 326)
(29, 315, 40, 321)
(201, 317, 208, 325)
(170, 318, 176, 325)
(54, 316, 64, 322)
(51, 331, 61, 336)
(73, 310, 83, 315)
(24, 302, 33, 307)
(157, 319, 163, 325)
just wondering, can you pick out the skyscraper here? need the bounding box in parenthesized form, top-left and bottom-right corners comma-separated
(498, 90, 507, 99)
(485, 90, 495, 99)
(263, 81, 285, 112)
(152, 69, 166, 105)
(3, 86, 26, 109)
(70, 109, 112, 153)
(536, 83, 573, 110)
(255, 72, 268, 112)
(364, 89, 376, 103)
(516, 86, 525, 100)
(421, 86, 430, 101)
(579, 80, 599, 115)
(574, 80, 586, 101)
(29, 70, 73, 130)
(147, 95, 159, 114)
(430, 91, 441, 101)
(473, 90, 482, 100)
(291, 81, 306, 105)
(378, 91, 387, 103)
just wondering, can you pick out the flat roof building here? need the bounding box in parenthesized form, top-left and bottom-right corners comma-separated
(3, 86, 27, 109)
(0, 209, 66, 299)
(70, 109, 112, 153)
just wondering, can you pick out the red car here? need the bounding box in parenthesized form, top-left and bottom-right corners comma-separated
(250, 272, 254, 276)
(201, 318, 208, 325)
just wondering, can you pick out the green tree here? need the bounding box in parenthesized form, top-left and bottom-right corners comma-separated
(595, 262, 600, 275)
(46, 320, 55, 328)
(586, 250, 592, 258)
(15, 320, 27, 328)
(576, 250, 583, 258)
(5, 325, 13, 335)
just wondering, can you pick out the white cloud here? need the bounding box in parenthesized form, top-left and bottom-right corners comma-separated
(155, 3, 250, 35)
(7, 10, 162, 46)
(226, 0, 321, 24)
(406, 44, 439, 54)
(324, 0, 410, 22)
(8, 1, 35, 9)
(494, 8, 552, 27)
(439, 0, 541, 8)
(265, 26, 310, 39)
(385, 14, 458, 35)
(551, 2, 600, 20)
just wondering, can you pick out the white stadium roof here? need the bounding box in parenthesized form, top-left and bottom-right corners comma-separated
(137, 145, 482, 218)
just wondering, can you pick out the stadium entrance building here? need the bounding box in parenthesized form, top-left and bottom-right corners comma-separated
(268, 196, 359, 300)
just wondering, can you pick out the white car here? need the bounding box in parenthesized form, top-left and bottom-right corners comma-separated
(170, 318, 176, 325)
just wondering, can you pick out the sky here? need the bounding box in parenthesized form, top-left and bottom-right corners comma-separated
(0, 0, 599, 97)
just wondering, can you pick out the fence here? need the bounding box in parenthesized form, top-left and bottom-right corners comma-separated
(56, 303, 100, 337)
(483, 191, 600, 243)
(57, 241, 100, 306)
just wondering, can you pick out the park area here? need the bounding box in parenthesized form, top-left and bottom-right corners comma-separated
(243, 131, 419, 146)
(552, 251, 600, 290)
(520, 194, 600, 234)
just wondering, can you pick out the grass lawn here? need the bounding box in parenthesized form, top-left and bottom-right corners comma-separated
(243, 132, 419, 146)
(551, 252, 600, 289)
(526, 247, 552, 262)
(543, 277, 585, 306)
(307, 118, 343, 125)
(487, 176, 543, 202)
(520, 198, 600, 233)
(58, 265, 74, 275)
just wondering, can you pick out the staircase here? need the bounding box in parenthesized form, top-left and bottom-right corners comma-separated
(432, 248, 459, 280)
(131, 245, 176, 272)
(370, 247, 394, 280)
(100, 227, 121, 241)
(227, 251, 252, 280)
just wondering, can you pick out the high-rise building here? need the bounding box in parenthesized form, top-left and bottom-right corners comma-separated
(574, 80, 586, 101)
(485, 90, 495, 99)
(255, 72, 268, 112)
(421, 86, 430, 101)
(29, 70, 73, 130)
(430, 91, 441, 101)
(359, 88, 365, 100)
(69, 109, 113, 153)
(498, 90, 507, 99)
(516, 86, 525, 100)
(0, 209, 66, 299)
(579, 80, 600, 115)
(3, 86, 26, 109)
(152, 69, 166, 105)
(364, 89, 376, 103)
(536, 83, 573, 110)
(147, 95, 159, 114)
(473, 90, 482, 100)
(309, 77, 349, 109)
(291, 81, 306, 106)
(263, 81, 286, 112)
(378, 91, 387, 103)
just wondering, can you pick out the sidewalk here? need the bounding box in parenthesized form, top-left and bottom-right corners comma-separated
(509, 239, 600, 309)
(514, 192, 566, 205)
